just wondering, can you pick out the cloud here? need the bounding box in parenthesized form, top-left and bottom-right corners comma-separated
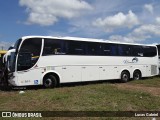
(109, 24, 160, 43)
(133, 24, 160, 36)
(18, 0, 160, 44)
(156, 17, 160, 24)
(144, 4, 153, 14)
(93, 10, 139, 32)
(19, 0, 92, 26)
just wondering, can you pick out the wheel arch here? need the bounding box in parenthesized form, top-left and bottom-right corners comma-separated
(120, 69, 131, 83)
(120, 69, 131, 79)
(133, 69, 142, 77)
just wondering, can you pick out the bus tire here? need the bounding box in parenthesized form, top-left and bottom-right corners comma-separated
(43, 75, 57, 88)
(133, 70, 141, 80)
(120, 71, 130, 83)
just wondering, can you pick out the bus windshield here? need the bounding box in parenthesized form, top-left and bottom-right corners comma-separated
(17, 38, 42, 71)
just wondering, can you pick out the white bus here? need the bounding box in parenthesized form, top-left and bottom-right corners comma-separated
(157, 44, 160, 72)
(6, 36, 159, 88)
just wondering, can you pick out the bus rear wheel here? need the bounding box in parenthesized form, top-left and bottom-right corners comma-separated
(120, 71, 130, 83)
(43, 75, 57, 88)
(133, 71, 141, 80)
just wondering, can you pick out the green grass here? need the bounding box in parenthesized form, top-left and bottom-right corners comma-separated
(0, 76, 160, 119)
(0, 78, 160, 111)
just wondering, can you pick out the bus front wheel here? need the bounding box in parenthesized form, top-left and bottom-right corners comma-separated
(43, 75, 57, 88)
(120, 71, 130, 83)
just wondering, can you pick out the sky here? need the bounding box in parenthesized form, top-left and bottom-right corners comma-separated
(0, 0, 160, 50)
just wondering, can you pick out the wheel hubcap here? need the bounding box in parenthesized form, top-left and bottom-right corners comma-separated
(45, 78, 52, 87)
(134, 73, 140, 80)
(123, 74, 128, 81)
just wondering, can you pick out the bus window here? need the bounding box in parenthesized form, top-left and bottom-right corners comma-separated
(67, 41, 85, 55)
(101, 44, 110, 56)
(43, 39, 65, 55)
(110, 44, 118, 56)
(143, 46, 157, 57)
(118, 45, 131, 56)
(100, 43, 118, 56)
(131, 45, 143, 57)
(86, 42, 101, 55)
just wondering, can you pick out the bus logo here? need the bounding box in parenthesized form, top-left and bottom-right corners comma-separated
(124, 57, 138, 64)
(132, 57, 138, 63)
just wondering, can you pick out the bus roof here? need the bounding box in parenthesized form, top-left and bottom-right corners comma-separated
(21, 35, 156, 47)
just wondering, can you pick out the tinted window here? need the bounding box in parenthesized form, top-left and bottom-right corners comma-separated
(42, 38, 158, 57)
(66, 41, 85, 55)
(43, 39, 66, 55)
(110, 44, 118, 56)
(19, 38, 42, 56)
(100, 43, 118, 56)
(43, 39, 86, 55)
(118, 44, 131, 56)
(143, 46, 157, 57)
(101, 44, 111, 56)
(131, 45, 143, 57)
(86, 42, 100, 55)
(17, 38, 42, 71)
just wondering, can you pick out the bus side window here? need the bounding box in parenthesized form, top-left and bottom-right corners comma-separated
(131, 46, 143, 57)
(101, 44, 110, 56)
(66, 41, 85, 55)
(143, 46, 157, 57)
(110, 44, 118, 56)
(43, 39, 62, 55)
(118, 45, 131, 56)
(86, 42, 101, 55)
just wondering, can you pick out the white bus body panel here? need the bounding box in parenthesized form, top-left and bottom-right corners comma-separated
(9, 54, 158, 86)
(12, 68, 44, 86)
(8, 54, 158, 86)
